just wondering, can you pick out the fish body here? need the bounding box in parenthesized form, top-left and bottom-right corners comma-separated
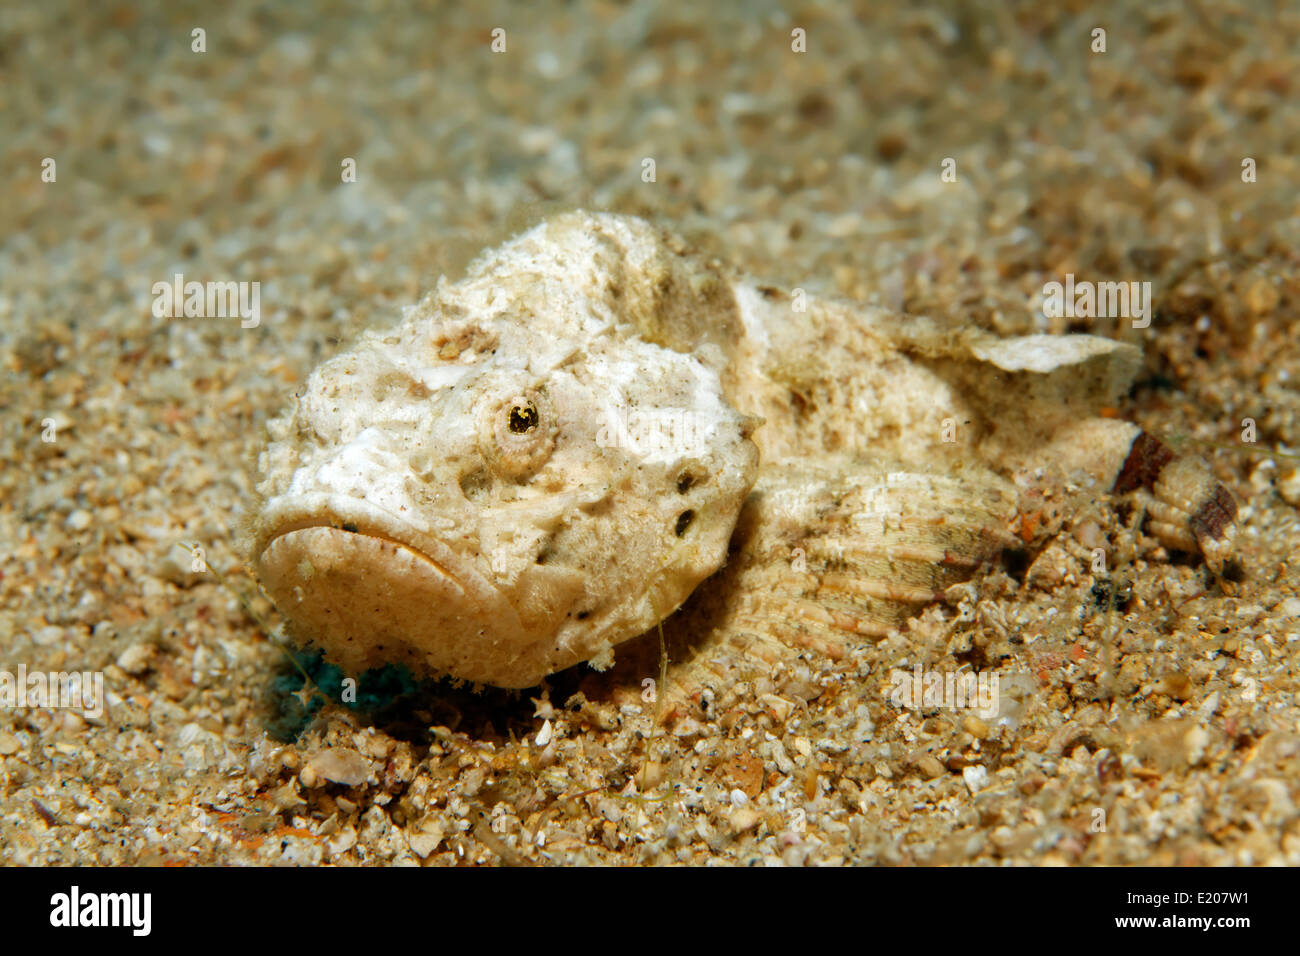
(252, 212, 1237, 689)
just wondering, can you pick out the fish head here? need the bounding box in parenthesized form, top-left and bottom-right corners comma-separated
(252, 275, 758, 689)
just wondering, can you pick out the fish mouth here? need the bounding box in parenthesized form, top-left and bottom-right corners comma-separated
(254, 492, 490, 588)
(254, 493, 540, 686)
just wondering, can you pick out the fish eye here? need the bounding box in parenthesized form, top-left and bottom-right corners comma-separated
(507, 400, 539, 434)
(480, 389, 555, 479)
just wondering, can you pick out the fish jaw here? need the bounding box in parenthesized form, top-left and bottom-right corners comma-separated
(255, 481, 557, 686)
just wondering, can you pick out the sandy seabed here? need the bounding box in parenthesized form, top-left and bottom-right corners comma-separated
(2, 0, 1299, 865)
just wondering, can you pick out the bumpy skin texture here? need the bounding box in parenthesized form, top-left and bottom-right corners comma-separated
(252, 211, 1236, 688)
(254, 214, 759, 687)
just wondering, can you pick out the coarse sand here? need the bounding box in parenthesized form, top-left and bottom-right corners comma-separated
(1, 0, 1299, 864)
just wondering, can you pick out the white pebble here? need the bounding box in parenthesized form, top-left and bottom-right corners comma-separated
(116, 643, 152, 675)
(962, 765, 989, 794)
(33, 626, 63, 646)
(535, 718, 553, 747)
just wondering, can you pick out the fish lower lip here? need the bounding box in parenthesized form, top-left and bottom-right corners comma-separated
(255, 506, 495, 611)
(255, 523, 538, 685)
(257, 525, 465, 664)
(253, 494, 476, 583)
(264, 520, 459, 579)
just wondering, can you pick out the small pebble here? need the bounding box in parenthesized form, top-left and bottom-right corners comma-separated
(962, 765, 990, 794)
(408, 829, 442, 859)
(1279, 467, 1300, 507)
(535, 718, 553, 746)
(65, 509, 92, 532)
(758, 694, 794, 723)
(307, 748, 370, 786)
(33, 626, 64, 646)
(327, 826, 358, 857)
(116, 643, 153, 675)
(915, 754, 946, 779)
(1184, 726, 1211, 766)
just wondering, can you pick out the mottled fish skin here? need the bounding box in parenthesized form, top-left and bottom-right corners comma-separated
(251, 211, 1239, 689)
(253, 213, 759, 687)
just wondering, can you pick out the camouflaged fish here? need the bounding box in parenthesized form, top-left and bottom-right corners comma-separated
(251, 211, 1238, 690)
